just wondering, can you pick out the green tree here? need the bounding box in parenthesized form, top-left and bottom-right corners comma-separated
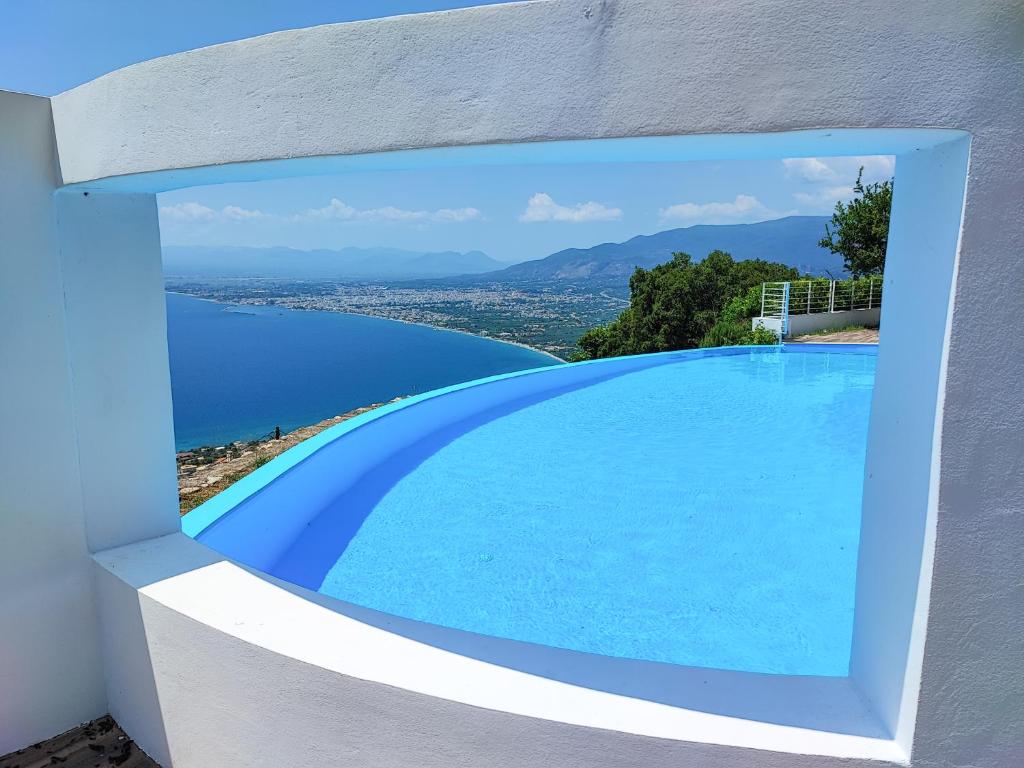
(819, 168, 893, 277)
(570, 251, 799, 360)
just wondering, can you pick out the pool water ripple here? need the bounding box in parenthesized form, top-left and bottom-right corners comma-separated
(311, 350, 874, 675)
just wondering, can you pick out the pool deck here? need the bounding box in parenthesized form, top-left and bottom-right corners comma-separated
(0, 716, 159, 768)
(791, 329, 880, 344)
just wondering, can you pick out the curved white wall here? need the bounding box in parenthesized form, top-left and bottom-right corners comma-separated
(2, 1, 1022, 766)
(49, 0, 1011, 189)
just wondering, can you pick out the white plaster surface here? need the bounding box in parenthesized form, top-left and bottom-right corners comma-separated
(752, 308, 882, 338)
(2, 0, 1022, 765)
(785, 308, 882, 337)
(0, 92, 106, 754)
(910, 106, 1024, 768)
(854, 138, 974, 755)
(46, 0, 1020, 189)
(0, 101, 179, 755)
(93, 533, 906, 768)
(54, 192, 180, 552)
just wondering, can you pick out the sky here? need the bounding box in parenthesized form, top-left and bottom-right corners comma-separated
(157, 156, 895, 263)
(3, 1, 895, 264)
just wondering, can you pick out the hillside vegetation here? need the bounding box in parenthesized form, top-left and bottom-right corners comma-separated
(571, 251, 796, 360)
(571, 167, 893, 360)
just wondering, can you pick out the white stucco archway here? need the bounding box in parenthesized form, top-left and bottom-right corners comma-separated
(2, 1, 1021, 766)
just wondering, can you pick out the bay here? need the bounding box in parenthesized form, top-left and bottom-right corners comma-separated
(166, 292, 558, 450)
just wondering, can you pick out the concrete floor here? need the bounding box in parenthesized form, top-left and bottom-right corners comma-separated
(1, 716, 159, 768)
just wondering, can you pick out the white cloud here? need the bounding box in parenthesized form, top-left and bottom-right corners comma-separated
(302, 199, 358, 220)
(221, 205, 267, 221)
(302, 198, 481, 223)
(783, 155, 895, 211)
(518, 193, 622, 223)
(432, 207, 482, 223)
(784, 155, 894, 184)
(782, 157, 838, 182)
(161, 198, 482, 226)
(159, 202, 217, 221)
(793, 184, 860, 208)
(854, 155, 896, 178)
(658, 194, 796, 225)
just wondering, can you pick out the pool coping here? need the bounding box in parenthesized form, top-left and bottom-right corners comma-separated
(93, 530, 905, 764)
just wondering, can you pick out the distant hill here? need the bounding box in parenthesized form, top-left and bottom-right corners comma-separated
(162, 245, 506, 280)
(483, 216, 840, 282)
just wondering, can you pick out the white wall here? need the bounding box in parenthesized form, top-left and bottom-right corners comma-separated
(911, 88, 1024, 768)
(55, 192, 180, 552)
(786, 309, 881, 337)
(752, 309, 882, 338)
(0, 93, 106, 753)
(853, 137, 972, 753)
(0, 99, 180, 756)
(2, 0, 1022, 764)
(48, 0, 1015, 188)
(93, 533, 906, 768)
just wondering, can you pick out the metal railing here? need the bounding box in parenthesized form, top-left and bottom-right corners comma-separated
(760, 281, 790, 336)
(761, 277, 883, 317)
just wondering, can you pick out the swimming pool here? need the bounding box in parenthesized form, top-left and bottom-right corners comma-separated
(187, 345, 875, 677)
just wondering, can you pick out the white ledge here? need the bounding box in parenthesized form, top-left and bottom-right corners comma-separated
(94, 533, 906, 765)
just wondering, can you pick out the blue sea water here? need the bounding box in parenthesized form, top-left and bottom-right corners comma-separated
(166, 292, 557, 450)
(317, 350, 876, 675)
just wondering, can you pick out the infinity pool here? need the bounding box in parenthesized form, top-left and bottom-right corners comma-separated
(191, 346, 875, 677)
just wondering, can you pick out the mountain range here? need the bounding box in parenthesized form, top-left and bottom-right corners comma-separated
(481, 216, 840, 282)
(162, 245, 506, 279)
(162, 216, 841, 283)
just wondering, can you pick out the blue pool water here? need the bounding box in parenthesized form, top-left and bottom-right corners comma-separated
(311, 349, 875, 676)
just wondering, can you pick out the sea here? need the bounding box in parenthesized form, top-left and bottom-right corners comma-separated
(166, 292, 558, 450)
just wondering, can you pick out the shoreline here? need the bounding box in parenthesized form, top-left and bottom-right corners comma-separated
(177, 403, 389, 514)
(165, 289, 567, 362)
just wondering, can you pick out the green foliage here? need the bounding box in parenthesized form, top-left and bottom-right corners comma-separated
(251, 452, 271, 470)
(819, 168, 893, 277)
(698, 318, 779, 348)
(571, 250, 797, 360)
(719, 284, 764, 324)
(700, 320, 750, 348)
(748, 323, 780, 345)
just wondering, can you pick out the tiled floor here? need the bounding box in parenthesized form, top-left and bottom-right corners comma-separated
(1, 716, 159, 768)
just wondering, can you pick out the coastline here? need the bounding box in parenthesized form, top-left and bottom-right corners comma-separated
(177, 403, 390, 514)
(165, 289, 567, 362)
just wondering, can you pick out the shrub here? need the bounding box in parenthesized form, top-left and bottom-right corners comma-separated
(571, 251, 798, 360)
(699, 319, 779, 348)
(748, 323, 780, 345)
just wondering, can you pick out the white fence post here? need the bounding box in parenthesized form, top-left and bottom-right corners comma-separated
(781, 282, 790, 338)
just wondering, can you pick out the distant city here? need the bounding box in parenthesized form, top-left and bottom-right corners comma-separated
(164, 277, 626, 358)
(165, 216, 838, 358)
